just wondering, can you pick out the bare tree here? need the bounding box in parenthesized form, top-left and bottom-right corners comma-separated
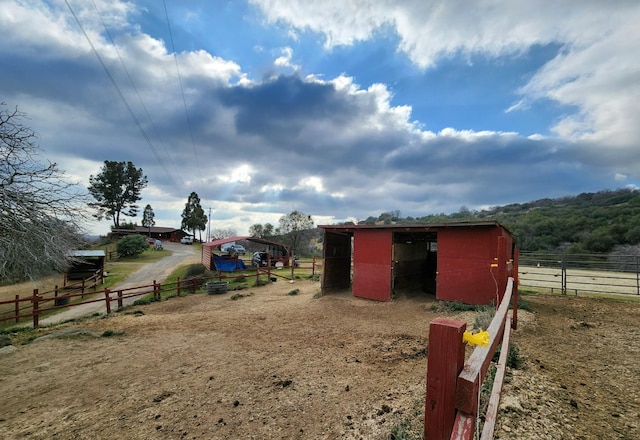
(0, 104, 87, 282)
(210, 228, 237, 240)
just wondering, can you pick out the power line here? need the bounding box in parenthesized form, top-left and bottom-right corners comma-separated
(162, 0, 202, 178)
(90, 0, 184, 187)
(64, 0, 180, 188)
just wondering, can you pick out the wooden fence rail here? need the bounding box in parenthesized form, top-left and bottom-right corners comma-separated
(0, 263, 321, 328)
(425, 277, 517, 440)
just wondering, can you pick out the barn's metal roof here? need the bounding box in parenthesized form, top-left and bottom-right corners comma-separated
(71, 250, 106, 257)
(318, 221, 513, 235)
(202, 236, 289, 250)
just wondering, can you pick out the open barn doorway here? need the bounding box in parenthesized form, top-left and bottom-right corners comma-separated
(392, 231, 438, 299)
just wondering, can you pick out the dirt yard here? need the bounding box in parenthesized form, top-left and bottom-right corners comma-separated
(0, 280, 638, 439)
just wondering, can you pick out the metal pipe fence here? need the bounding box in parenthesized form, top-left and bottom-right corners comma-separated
(518, 251, 640, 296)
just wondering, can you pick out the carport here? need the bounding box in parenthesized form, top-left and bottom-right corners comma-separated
(201, 236, 290, 271)
(318, 221, 517, 305)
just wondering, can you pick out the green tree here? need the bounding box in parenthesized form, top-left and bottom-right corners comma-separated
(0, 104, 86, 282)
(181, 192, 207, 241)
(249, 222, 274, 238)
(249, 223, 264, 237)
(142, 204, 155, 236)
(117, 235, 148, 258)
(88, 160, 148, 229)
(278, 211, 315, 256)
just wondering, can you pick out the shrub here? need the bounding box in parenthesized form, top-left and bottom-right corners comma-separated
(183, 264, 206, 278)
(474, 308, 495, 330)
(116, 235, 148, 258)
(287, 289, 300, 296)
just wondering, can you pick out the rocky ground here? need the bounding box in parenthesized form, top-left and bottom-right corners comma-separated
(0, 280, 638, 439)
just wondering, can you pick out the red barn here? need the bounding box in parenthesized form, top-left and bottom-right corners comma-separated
(318, 221, 517, 305)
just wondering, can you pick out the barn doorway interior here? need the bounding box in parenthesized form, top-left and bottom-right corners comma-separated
(392, 231, 438, 298)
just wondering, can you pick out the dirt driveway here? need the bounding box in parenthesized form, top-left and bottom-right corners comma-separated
(0, 281, 638, 439)
(34, 242, 201, 327)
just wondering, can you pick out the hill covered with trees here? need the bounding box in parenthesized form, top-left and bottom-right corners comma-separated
(357, 188, 640, 253)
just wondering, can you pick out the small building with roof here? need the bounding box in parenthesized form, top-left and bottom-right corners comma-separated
(109, 226, 190, 242)
(318, 221, 517, 305)
(201, 236, 290, 271)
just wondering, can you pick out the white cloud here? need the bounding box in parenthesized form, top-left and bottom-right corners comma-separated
(274, 46, 299, 70)
(252, 0, 640, 148)
(2, 0, 637, 236)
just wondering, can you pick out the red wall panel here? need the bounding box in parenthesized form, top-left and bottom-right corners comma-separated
(437, 228, 503, 305)
(352, 230, 392, 301)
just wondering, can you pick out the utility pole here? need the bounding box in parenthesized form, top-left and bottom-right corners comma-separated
(207, 207, 212, 242)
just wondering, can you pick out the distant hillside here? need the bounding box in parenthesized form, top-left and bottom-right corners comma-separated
(358, 188, 640, 252)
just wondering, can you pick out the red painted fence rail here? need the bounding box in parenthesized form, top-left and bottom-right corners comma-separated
(425, 277, 517, 440)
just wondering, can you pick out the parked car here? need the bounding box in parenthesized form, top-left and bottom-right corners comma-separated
(221, 243, 246, 255)
(251, 251, 273, 267)
(180, 236, 194, 244)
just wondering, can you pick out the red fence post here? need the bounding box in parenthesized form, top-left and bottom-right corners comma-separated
(424, 318, 467, 440)
(32, 289, 39, 328)
(512, 249, 520, 330)
(312, 256, 316, 277)
(104, 288, 111, 314)
(117, 290, 123, 309)
(15, 294, 19, 323)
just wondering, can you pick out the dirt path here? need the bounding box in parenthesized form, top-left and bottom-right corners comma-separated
(35, 242, 200, 326)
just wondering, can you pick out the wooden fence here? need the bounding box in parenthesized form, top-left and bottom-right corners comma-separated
(0, 260, 323, 328)
(425, 277, 517, 439)
(0, 276, 206, 328)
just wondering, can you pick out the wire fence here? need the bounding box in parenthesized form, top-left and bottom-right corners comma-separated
(518, 251, 640, 296)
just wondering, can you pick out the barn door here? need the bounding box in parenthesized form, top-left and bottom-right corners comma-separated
(352, 230, 393, 301)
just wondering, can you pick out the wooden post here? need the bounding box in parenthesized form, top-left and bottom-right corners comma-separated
(191, 277, 196, 294)
(104, 288, 111, 314)
(32, 289, 39, 328)
(177, 277, 181, 297)
(15, 294, 19, 323)
(497, 236, 507, 303)
(291, 255, 295, 280)
(424, 318, 466, 440)
(512, 249, 519, 330)
(312, 256, 316, 276)
(81, 278, 85, 298)
(153, 280, 158, 300)
(117, 290, 123, 309)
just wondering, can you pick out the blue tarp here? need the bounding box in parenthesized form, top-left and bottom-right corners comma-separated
(213, 255, 247, 272)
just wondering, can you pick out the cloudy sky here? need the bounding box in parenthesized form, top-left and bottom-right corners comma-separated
(1, 0, 639, 237)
